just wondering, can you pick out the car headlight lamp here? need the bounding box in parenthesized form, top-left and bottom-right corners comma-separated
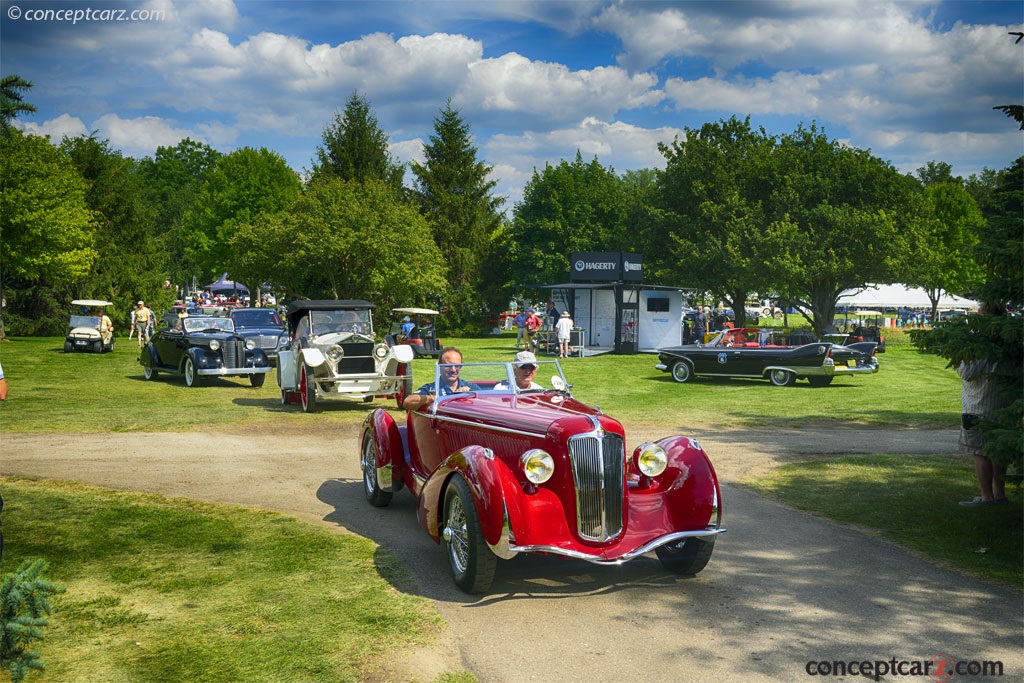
(245, 338, 257, 350)
(521, 449, 555, 485)
(209, 340, 220, 351)
(373, 344, 388, 360)
(635, 443, 668, 477)
(326, 344, 344, 362)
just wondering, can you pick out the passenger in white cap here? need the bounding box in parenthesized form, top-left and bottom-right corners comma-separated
(496, 351, 543, 391)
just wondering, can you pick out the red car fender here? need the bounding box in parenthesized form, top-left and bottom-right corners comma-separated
(361, 409, 405, 490)
(643, 435, 721, 529)
(418, 445, 529, 548)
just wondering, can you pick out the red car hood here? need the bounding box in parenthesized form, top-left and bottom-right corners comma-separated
(436, 391, 625, 439)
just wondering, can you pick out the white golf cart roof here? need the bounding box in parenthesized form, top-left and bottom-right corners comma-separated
(72, 299, 113, 307)
(392, 307, 439, 315)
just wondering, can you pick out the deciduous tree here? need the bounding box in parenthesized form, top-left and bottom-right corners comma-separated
(0, 131, 98, 334)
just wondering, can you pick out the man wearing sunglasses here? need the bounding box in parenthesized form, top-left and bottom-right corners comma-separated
(403, 346, 479, 411)
(496, 350, 544, 391)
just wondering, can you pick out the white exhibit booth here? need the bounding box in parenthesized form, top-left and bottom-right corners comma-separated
(537, 252, 687, 355)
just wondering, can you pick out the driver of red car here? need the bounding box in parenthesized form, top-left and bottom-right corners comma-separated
(403, 346, 480, 411)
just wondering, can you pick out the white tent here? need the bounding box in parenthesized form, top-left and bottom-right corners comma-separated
(837, 284, 978, 310)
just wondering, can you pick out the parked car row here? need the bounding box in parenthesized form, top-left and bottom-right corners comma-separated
(656, 327, 879, 387)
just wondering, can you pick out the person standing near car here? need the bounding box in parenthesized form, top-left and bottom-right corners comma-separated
(97, 307, 114, 347)
(403, 346, 479, 411)
(525, 309, 543, 351)
(692, 305, 708, 343)
(133, 301, 153, 348)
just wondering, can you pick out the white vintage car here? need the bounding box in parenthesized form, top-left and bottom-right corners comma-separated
(277, 300, 414, 412)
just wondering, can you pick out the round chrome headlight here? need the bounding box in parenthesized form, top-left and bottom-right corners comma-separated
(245, 338, 257, 350)
(373, 344, 388, 360)
(209, 339, 220, 351)
(521, 449, 555, 485)
(635, 443, 668, 477)
(326, 344, 344, 362)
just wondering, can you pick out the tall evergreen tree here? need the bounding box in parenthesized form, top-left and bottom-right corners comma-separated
(311, 91, 404, 189)
(411, 100, 504, 329)
(0, 75, 36, 137)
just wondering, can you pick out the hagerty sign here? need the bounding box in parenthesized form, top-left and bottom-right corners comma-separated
(570, 252, 643, 282)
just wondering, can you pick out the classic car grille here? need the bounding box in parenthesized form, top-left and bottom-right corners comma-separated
(257, 334, 279, 350)
(221, 340, 245, 369)
(568, 433, 625, 542)
(337, 342, 376, 374)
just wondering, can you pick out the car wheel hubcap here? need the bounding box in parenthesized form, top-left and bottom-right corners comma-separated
(445, 495, 469, 573)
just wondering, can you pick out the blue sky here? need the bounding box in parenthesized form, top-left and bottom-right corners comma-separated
(3, 0, 1022, 209)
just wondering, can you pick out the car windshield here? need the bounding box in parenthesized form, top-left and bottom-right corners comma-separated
(183, 317, 235, 333)
(231, 309, 282, 327)
(432, 361, 570, 401)
(308, 309, 372, 336)
(69, 314, 101, 329)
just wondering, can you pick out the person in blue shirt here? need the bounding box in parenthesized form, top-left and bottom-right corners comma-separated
(403, 347, 479, 411)
(401, 316, 415, 337)
(513, 310, 527, 349)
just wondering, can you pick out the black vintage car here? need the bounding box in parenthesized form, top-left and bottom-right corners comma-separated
(656, 327, 879, 387)
(228, 307, 287, 364)
(139, 316, 273, 387)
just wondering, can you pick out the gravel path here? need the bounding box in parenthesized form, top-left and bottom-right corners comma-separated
(4, 423, 1021, 683)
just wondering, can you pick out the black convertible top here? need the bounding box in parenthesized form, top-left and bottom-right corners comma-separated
(286, 299, 376, 328)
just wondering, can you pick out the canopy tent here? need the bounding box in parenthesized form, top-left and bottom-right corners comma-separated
(204, 273, 249, 294)
(837, 284, 977, 310)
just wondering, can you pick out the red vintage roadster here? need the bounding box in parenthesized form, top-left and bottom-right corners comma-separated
(359, 360, 725, 593)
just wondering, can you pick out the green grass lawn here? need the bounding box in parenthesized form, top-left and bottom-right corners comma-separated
(1, 478, 472, 683)
(0, 334, 961, 433)
(743, 455, 1023, 588)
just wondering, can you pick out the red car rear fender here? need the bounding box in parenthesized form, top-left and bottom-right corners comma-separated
(418, 445, 527, 548)
(362, 409, 405, 489)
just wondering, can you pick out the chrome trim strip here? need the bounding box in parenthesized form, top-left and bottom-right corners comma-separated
(487, 503, 518, 560)
(197, 366, 273, 376)
(508, 527, 727, 565)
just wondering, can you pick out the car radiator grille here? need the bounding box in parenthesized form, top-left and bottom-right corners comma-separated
(221, 341, 245, 369)
(257, 334, 278, 350)
(568, 432, 625, 542)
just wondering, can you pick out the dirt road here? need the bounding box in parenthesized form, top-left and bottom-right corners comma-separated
(3, 423, 1022, 682)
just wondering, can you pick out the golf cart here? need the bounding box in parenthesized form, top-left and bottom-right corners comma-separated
(65, 299, 115, 353)
(386, 307, 442, 358)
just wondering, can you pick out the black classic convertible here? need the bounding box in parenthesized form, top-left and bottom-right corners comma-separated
(139, 316, 273, 387)
(656, 327, 879, 387)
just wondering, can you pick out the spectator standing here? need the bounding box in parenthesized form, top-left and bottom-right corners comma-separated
(692, 306, 708, 343)
(513, 309, 527, 349)
(525, 309, 543, 351)
(545, 300, 559, 330)
(133, 301, 153, 348)
(97, 308, 114, 347)
(0, 359, 8, 400)
(957, 303, 1012, 507)
(555, 310, 574, 357)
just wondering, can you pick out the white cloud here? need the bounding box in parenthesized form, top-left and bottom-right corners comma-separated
(460, 53, 662, 124)
(18, 114, 89, 142)
(93, 114, 206, 157)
